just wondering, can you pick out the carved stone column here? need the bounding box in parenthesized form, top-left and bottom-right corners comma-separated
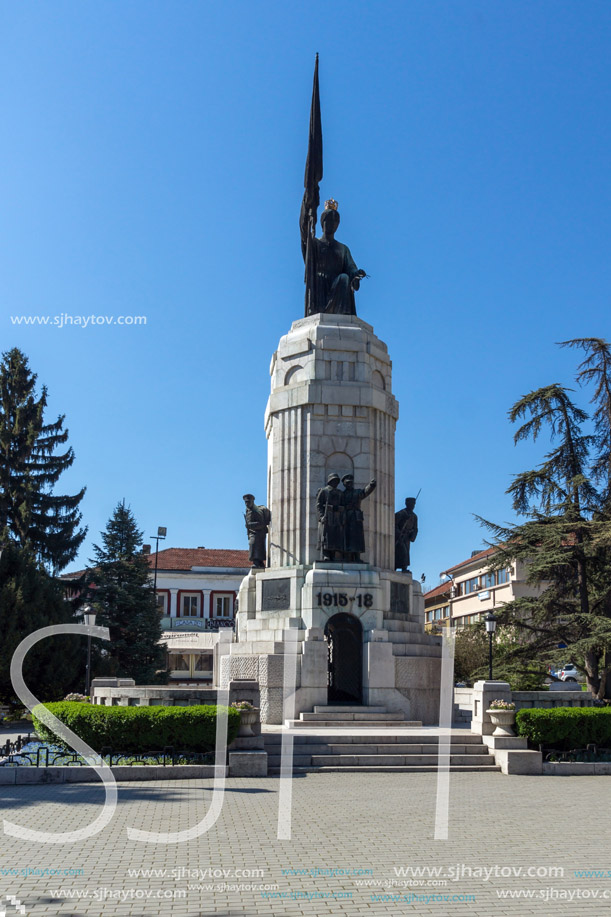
(265, 313, 398, 569)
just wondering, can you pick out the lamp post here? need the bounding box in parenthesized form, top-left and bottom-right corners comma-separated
(149, 526, 167, 609)
(83, 605, 96, 696)
(485, 611, 498, 681)
(440, 571, 455, 629)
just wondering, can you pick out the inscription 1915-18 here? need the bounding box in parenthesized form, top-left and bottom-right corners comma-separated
(316, 592, 373, 608)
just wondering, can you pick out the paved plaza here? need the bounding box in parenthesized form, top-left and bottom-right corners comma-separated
(0, 771, 610, 917)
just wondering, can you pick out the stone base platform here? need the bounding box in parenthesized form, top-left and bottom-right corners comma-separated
(262, 724, 500, 775)
(221, 564, 442, 725)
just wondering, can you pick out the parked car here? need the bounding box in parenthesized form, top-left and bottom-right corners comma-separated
(559, 664, 584, 683)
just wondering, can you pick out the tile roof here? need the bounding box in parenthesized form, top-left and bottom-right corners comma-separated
(145, 548, 251, 570)
(441, 545, 497, 576)
(423, 580, 452, 600)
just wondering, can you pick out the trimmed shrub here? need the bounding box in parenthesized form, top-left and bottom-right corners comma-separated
(32, 702, 240, 753)
(516, 706, 611, 750)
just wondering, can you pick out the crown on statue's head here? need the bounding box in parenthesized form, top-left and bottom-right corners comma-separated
(324, 199, 338, 211)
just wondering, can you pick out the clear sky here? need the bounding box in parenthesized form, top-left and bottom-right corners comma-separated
(1, 1, 609, 585)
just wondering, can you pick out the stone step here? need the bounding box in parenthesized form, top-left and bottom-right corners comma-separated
(391, 644, 442, 657)
(263, 732, 484, 746)
(286, 719, 422, 728)
(382, 620, 423, 633)
(312, 706, 387, 714)
(266, 743, 492, 759)
(382, 610, 411, 622)
(229, 641, 303, 655)
(300, 711, 406, 722)
(241, 629, 305, 643)
(385, 631, 437, 644)
(308, 753, 496, 767)
(269, 764, 502, 774)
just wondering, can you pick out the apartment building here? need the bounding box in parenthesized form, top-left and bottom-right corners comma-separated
(425, 546, 536, 631)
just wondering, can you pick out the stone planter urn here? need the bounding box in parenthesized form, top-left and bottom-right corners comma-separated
(237, 708, 260, 737)
(487, 708, 516, 737)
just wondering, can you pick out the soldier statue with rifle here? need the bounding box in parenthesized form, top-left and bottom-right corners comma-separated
(394, 493, 419, 572)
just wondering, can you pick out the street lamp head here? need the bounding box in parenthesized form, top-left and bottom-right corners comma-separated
(484, 611, 498, 634)
(82, 605, 97, 628)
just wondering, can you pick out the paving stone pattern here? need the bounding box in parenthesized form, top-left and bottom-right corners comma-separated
(0, 773, 609, 916)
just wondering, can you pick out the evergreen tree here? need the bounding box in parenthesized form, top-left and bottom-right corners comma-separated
(0, 543, 82, 703)
(89, 501, 165, 683)
(562, 338, 611, 507)
(0, 348, 86, 572)
(479, 341, 611, 699)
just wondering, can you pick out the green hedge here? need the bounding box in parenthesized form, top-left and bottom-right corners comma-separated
(32, 702, 240, 753)
(516, 706, 611, 750)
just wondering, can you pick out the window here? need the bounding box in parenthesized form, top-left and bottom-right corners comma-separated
(213, 594, 233, 618)
(168, 652, 213, 680)
(194, 653, 213, 673)
(155, 593, 168, 615)
(484, 572, 496, 588)
(426, 610, 433, 622)
(168, 653, 190, 672)
(181, 594, 200, 617)
(463, 577, 480, 595)
(497, 568, 510, 584)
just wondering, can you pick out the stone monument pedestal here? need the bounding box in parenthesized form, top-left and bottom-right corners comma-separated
(220, 564, 441, 724)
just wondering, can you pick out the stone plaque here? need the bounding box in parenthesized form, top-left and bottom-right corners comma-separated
(261, 578, 291, 611)
(390, 581, 410, 616)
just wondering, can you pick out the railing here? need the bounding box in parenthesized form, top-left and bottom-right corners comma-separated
(544, 745, 611, 763)
(0, 741, 215, 767)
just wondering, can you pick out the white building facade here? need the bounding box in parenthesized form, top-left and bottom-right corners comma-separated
(147, 547, 250, 683)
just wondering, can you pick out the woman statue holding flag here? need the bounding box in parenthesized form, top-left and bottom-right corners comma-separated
(300, 56, 366, 317)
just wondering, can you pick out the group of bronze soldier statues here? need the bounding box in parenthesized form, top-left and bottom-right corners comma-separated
(243, 487, 418, 571)
(316, 473, 376, 562)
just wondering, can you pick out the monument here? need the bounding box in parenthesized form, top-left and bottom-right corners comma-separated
(222, 57, 441, 724)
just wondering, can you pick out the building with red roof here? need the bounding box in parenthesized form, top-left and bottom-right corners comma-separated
(145, 547, 250, 682)
(424, 546, 540, 632)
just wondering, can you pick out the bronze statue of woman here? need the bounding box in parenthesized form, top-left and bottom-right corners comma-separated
(300, 57, 366, 316)
(300, 199, 366, 316)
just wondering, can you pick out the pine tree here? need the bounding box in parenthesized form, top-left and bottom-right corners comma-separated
(479, 342, 611, 699)
(89, 501, 165, 683)
(0, 543, 82, 703)
(0, 348, 86, 572)
(562, 338, 611, 507)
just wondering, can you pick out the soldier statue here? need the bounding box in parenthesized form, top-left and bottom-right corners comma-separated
(316, 473, 344, 562)
(243, 494, 271, 569)
(341, 474, 376, 561)
(395, 497, 418, 572)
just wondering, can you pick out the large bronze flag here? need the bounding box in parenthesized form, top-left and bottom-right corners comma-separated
(301, 54, 323, 316)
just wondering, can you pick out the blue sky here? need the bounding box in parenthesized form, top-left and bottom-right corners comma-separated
(1, 1, 609, 584)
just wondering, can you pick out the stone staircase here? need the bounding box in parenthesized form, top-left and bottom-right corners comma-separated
(285, 705, 421, 728)
(452, 703, 472, 727)
(383, 611, 443, 658)
(453, 687, 473, 726)
(264, 706, 500, 774)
